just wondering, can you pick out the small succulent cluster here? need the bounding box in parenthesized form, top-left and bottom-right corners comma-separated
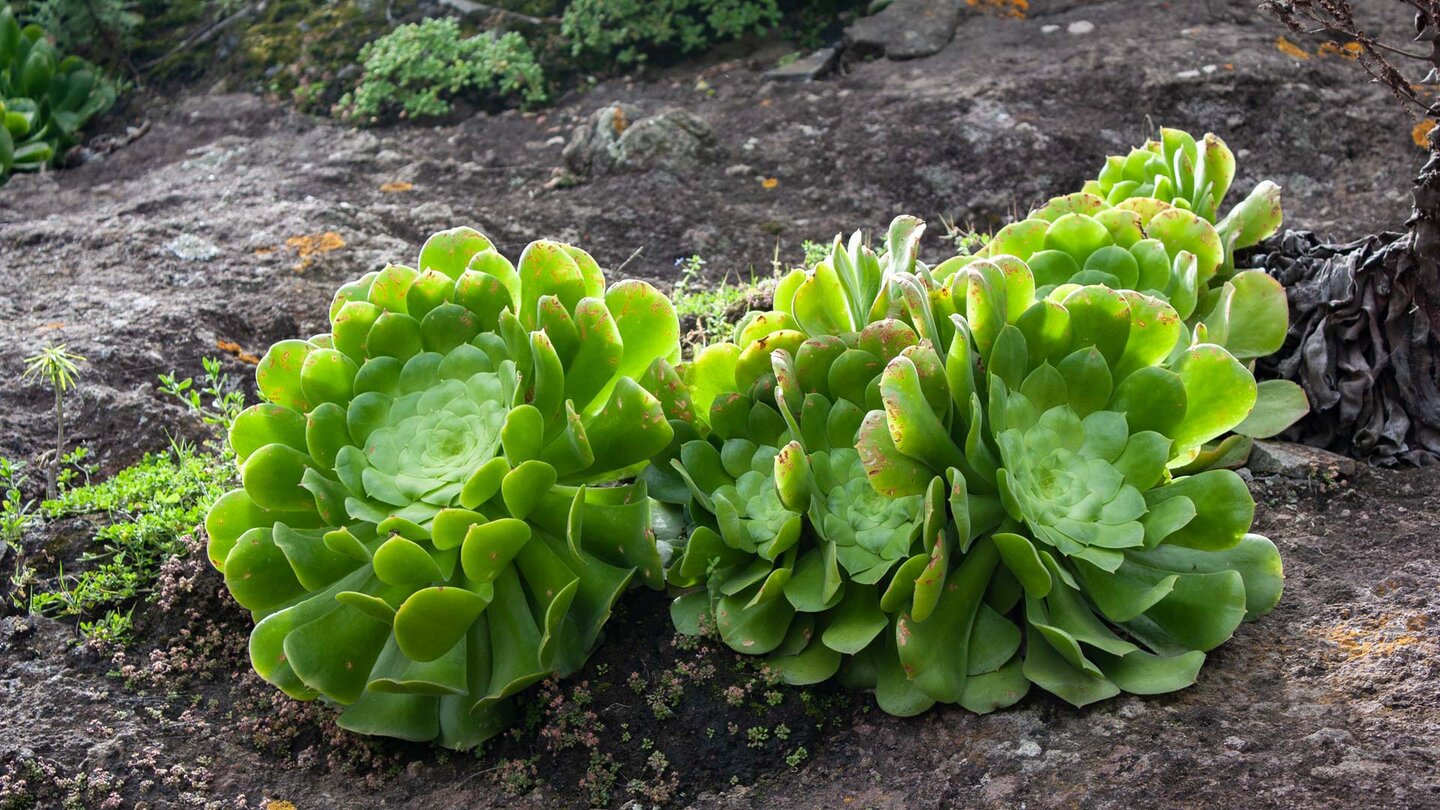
(213, 127, 1302, 746)
(0, 7, 115, 184)
(206, 228, 686, 747)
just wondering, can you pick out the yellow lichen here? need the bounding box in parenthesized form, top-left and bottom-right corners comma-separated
(1313, 611, 1436, 662)
(285, 231, 346, 271)
(1276, 36, 1310, 60)
(1413, 119, 1436, 149)
(216, 340, 261, 365)
(1318, 41, 1360, 60)
(968, 0, 1027, 19)
(379, 180, 414, 193)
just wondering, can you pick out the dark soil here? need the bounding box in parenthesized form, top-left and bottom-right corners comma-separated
(0, 1, 1437, 808)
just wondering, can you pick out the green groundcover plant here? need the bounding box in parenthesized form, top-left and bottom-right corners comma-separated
(0, 5, 116, 184)
(338, 17, 547, 123)
(563, 0, 781, 66)
(653, 210, 1290, 714)
(205, 227, 688, 748)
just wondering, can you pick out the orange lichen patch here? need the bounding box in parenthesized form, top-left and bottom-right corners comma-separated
(1413, 119, 1436, 149)
(285, 231, 346, 271)
(266, 802, 298, 810)
(1317, 41, 1361, 60)
(1313, 611, 1436, 662)
(611, 106, 629, 135)
(968, 0, 1027, 18)
(216, 339, 261, 365)
(761, 177, 779, 190)
(379, 180, 414, 193)
(1276, 36, 1310, 60)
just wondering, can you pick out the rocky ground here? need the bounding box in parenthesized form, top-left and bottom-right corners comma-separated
(0, 0, 1436, 808)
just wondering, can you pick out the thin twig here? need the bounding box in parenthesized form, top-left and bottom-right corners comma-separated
(139, 2, 260, 72)
(614, 245, 645, 276)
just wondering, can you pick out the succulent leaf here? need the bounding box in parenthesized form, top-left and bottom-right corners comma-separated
(0, 7, 115, 184)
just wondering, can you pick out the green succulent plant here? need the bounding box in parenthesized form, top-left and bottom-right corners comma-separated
(943, 131, 1307, 463)
(0, 7, 116, 184)
(948, 192, 1289, 359)
(205, 227, 688, 748)
(658, 218, 1284, 716)
(1080, 128, 1284, 264)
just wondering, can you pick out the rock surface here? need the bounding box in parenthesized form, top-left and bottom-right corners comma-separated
(1250, 439, 1360, 479)
(846, 0, 970, 59)
(762, 47, 841, 82)
(563, 104, 724, 177)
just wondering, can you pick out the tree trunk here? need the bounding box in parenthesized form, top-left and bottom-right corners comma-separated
(1402, 131, 1440, 330)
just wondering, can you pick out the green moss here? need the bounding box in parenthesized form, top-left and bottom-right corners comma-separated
(240, 0, 410, 113)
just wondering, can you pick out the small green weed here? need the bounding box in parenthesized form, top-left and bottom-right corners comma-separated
(800, 239, 829, 267)
(0, 458, 32, 553)
(19, 443, 234, 642)
(158, 356, 246, 434)
(672, 255, 771, 348)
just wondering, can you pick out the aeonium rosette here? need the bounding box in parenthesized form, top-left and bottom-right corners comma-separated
(204, 227, 688, 748)
(653, 217, 1284, 715)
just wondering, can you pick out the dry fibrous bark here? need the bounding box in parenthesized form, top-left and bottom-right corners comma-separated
(1252, 226, 1440, 464)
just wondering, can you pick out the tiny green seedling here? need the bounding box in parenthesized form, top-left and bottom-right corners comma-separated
(23, 343, 85, 500)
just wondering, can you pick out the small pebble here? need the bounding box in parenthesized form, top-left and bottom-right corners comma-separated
(165, 234, 220, 262)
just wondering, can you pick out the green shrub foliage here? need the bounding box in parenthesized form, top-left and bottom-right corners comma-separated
(654, 184, 1293, 713)
(339, 17, 546, 122)
(205, 227, 687, 747)
(0, 5, 116, 184)
(562, 0, 780, 65)
(20, 0, 140, 58)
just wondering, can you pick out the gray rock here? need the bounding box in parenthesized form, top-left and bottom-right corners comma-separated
(1248, 440, 1358, 479)
(845, 0, 968, 60)
(763, 47, 841, 82)
(563, 104, 723, 178)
